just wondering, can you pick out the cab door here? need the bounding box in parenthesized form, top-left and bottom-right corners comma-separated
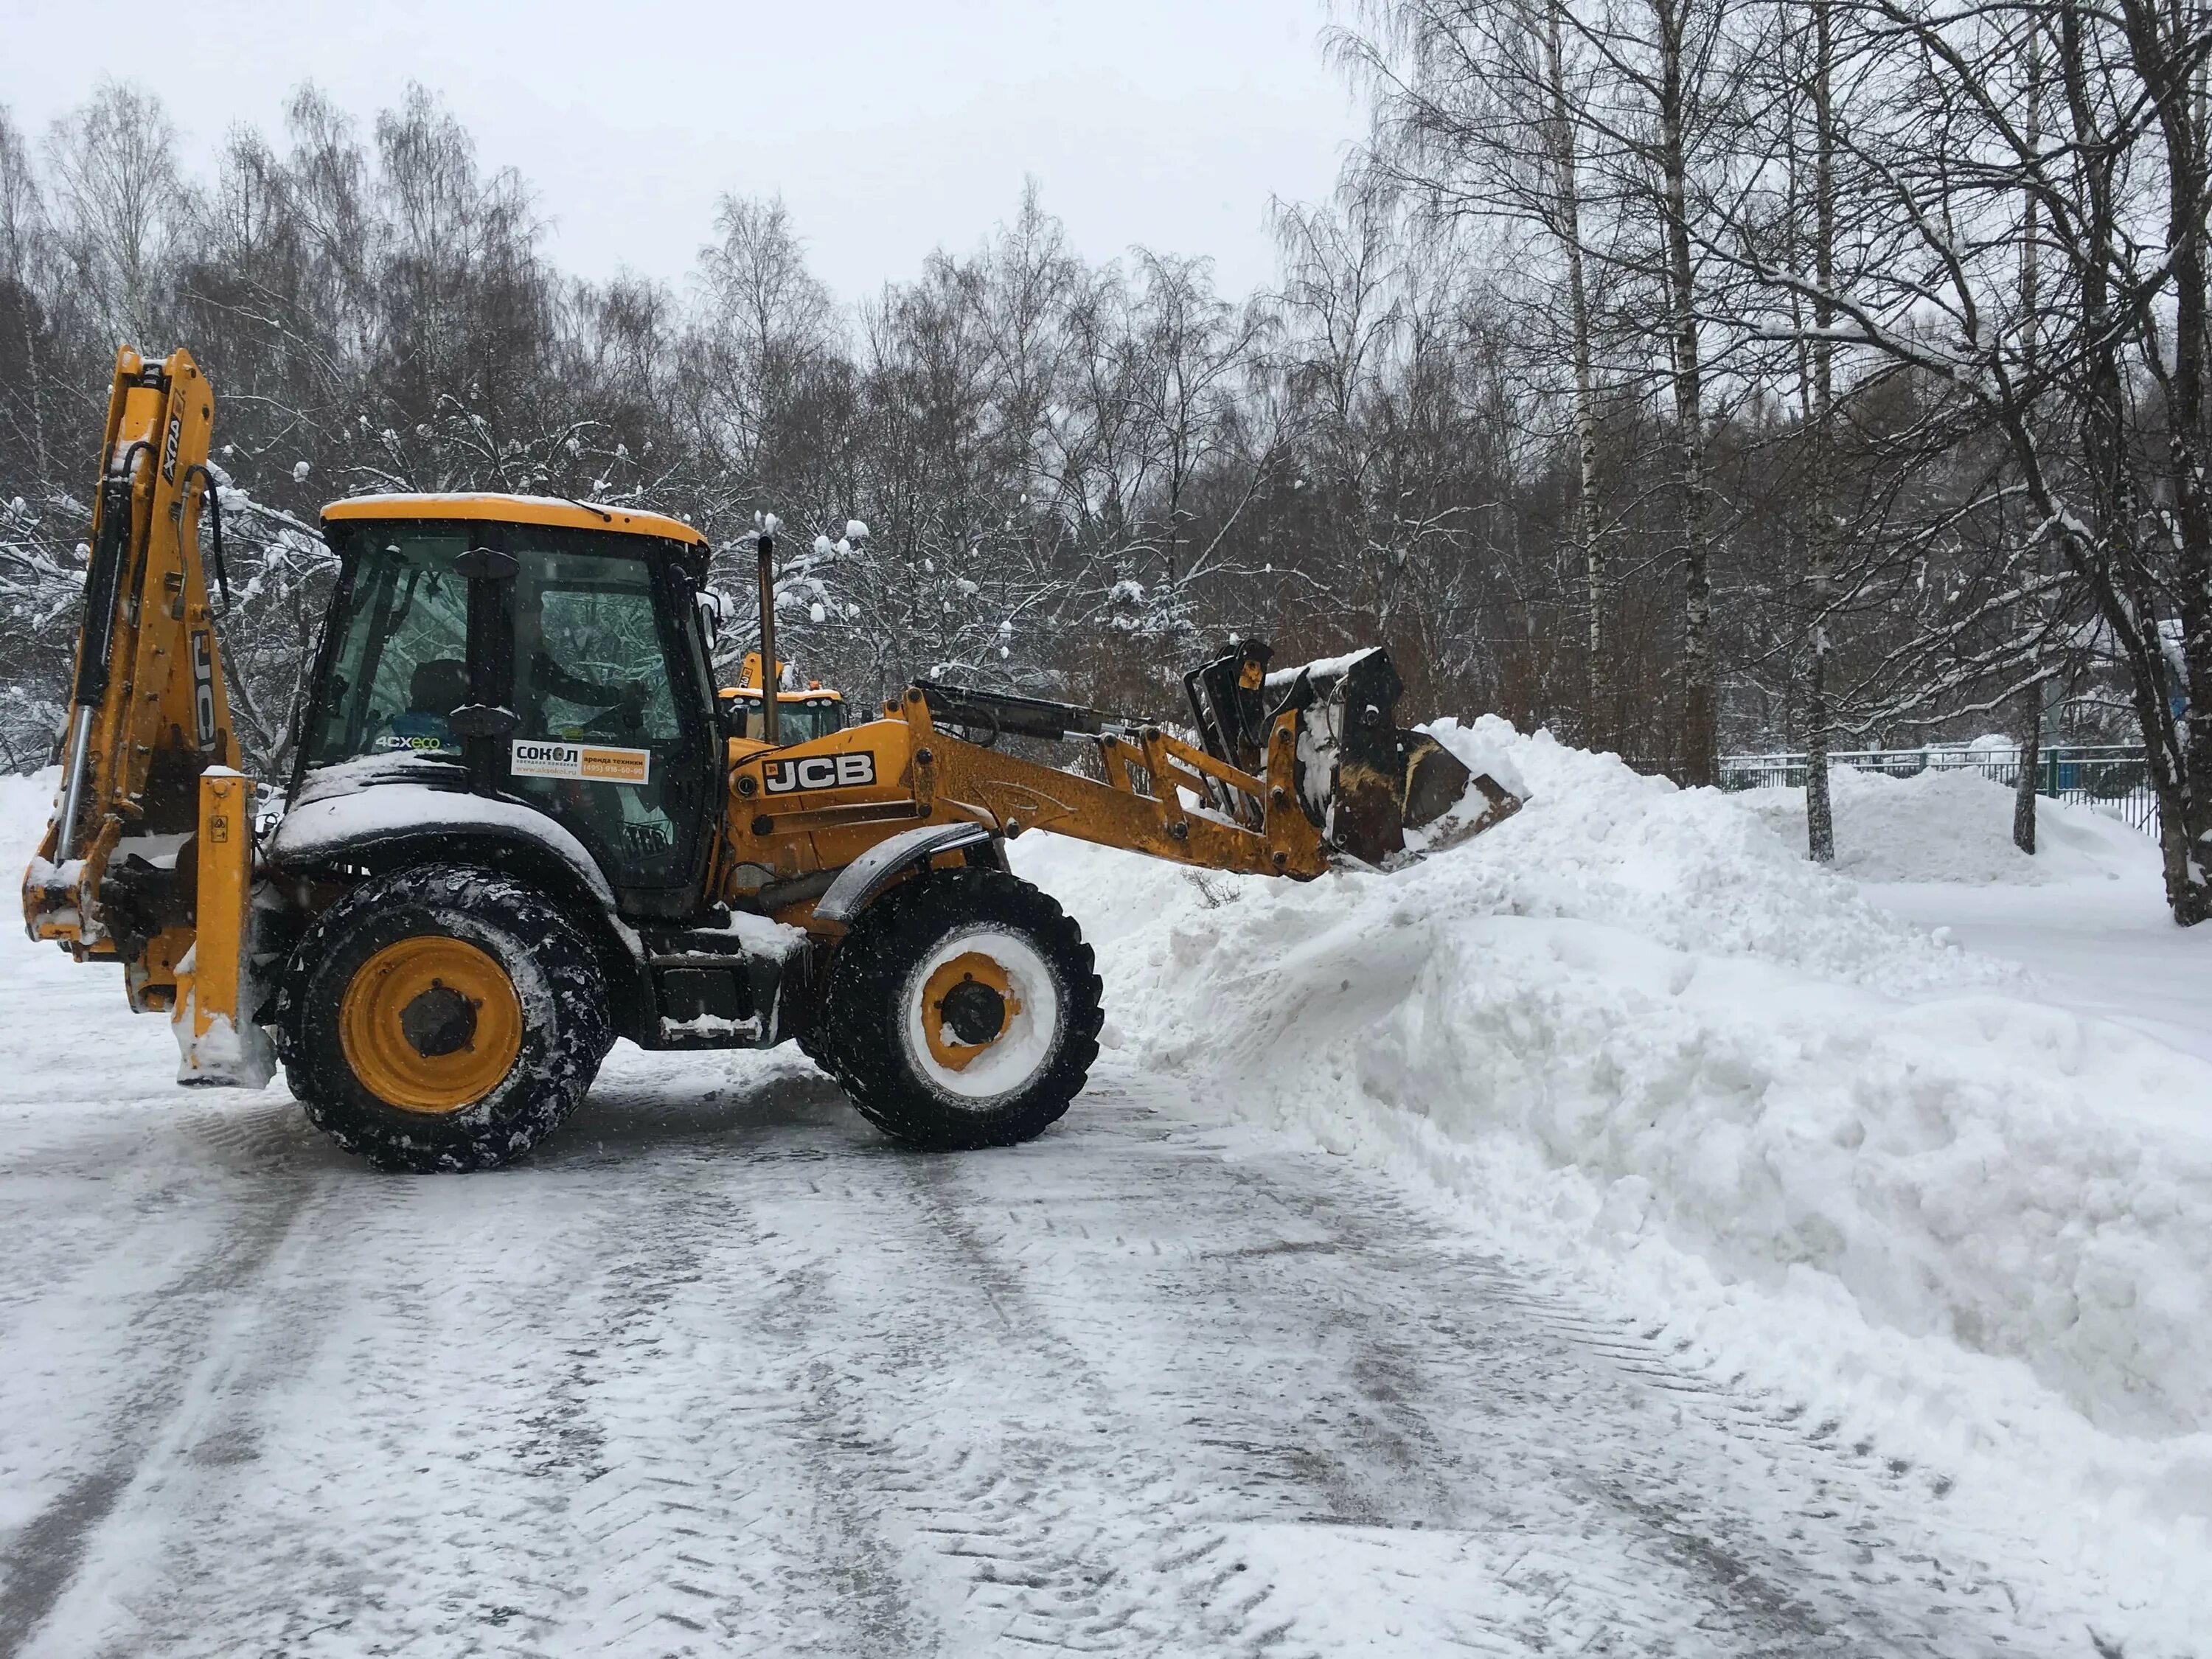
(500, 530, 720, 918)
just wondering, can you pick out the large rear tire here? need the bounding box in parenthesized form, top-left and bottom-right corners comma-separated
(274, 863, 611, 1172)
(820, 868, 1102, 1150)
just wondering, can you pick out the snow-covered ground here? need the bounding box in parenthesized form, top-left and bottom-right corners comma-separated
(1741, 761, 2212, 1062)
(1, 739, 2206, 1655)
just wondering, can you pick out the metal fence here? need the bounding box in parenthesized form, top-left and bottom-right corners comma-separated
(1717, 744, 2160, 836)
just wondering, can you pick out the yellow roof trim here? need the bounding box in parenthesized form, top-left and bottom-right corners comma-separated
(321, 492, 708, 546)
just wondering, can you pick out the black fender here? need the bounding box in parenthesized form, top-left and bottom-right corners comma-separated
(265, 770, 653, 1036)
(814, 821, 1002, 927)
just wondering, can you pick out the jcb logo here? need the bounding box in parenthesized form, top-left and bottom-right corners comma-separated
(189, 630, 216, 748)
(762, 753, 875, 794)
(160, 414, 182, 484)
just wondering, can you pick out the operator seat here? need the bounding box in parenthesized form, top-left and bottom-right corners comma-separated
(368, 658, 469, 756)
(410, 658, 469, 720)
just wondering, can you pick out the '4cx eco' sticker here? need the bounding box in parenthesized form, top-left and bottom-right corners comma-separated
(511, 739, 652, 785)
(762, 753, 875, 793)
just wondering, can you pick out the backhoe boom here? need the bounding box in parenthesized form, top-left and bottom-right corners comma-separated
(21, 346, 268, 1085)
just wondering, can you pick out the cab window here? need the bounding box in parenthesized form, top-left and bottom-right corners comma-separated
(303, 531, 470, 766)
(510, 545, 703, 888)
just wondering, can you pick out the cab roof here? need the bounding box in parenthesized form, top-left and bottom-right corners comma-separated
(321, 493, 708, 547)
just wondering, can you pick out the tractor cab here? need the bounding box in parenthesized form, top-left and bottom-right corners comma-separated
(295, 495, 726, 918)
(717, 652, 846, 744)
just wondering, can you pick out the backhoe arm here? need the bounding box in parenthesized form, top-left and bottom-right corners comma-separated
(21, 346, 268, 1085)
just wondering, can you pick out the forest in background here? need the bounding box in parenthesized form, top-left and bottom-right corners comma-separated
(4, 0, 2211, 918)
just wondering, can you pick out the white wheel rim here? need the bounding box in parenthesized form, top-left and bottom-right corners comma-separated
(900, 925, 1062, 1106)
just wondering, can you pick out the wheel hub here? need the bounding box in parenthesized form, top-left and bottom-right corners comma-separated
(339, 936, 524, 1114)
(938, 976, 1006, 1046)
(919, 950, 1023, 1073)
(398, 981, 479, 1058)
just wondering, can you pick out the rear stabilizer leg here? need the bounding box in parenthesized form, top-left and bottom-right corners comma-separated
(173, 768, 274, 1088)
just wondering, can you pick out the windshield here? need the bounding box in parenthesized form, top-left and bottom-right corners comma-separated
(302, 529, 470, 767)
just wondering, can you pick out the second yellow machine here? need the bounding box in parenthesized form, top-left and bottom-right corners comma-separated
(25, 347, 1519, 1170)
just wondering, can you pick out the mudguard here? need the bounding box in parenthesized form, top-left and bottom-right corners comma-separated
(265, 754, 653, 1033)
(267, 755, 618, 906)
(815, 821, 999, 926)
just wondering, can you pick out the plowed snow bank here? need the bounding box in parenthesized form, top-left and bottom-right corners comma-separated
(1014, 721, 2212, 1480)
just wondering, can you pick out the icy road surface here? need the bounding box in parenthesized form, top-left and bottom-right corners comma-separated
(0, 984, 2136, 1657)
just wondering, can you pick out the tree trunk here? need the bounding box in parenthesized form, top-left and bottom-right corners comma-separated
(2124, 0, 2212, 911)
(1804, 0, 1837, 862)
(2012, 681, 2042, 855)
(2060, 0, 2208, 921)
(1544, 2, 1608, 751)
(1655, 0, 1717, 787)
(18, 298, 43, 484)
(2013, 29, 2043, 859)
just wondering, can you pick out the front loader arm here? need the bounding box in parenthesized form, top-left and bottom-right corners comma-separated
(912, 695, 1329, 879)
(21, 346, 268, 1084)
(726, 649, 1534, 927)
(723, 684, 1332, 926)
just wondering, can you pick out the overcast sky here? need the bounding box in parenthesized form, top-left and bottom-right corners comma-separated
(6, 0, 1362, 303)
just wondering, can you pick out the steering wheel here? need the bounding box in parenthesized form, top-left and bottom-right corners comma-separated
(580, 695, 647, 741)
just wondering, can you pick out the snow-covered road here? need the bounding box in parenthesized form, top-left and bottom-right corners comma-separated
(0, 1020, 2130, 1657)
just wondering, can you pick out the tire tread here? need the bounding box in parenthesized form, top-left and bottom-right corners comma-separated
(273, 863, 610, 1172)
(819, 869, 1102, 1151)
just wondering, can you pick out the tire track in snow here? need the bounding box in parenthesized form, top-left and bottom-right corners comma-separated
(0, 1050, 2146, 1656)
(850, 1150, 1266, 1652)
(84, 1071, 888, 1658)
(557, 1082, 1259, 1654)
(3, 1105, 330, 1659)
(555, 1074, 1281, 1654)
(0, 1472, 127, 1659)
(549, 1082, 939, 1658)
(950, 1077, 2083, 1658)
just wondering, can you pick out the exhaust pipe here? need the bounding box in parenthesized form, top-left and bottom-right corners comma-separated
(754, 516, 779, 747)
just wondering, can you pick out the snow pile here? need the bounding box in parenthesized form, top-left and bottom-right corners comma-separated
(1015, 720, 2212, 1462)
(1737, 762, 2154, 886)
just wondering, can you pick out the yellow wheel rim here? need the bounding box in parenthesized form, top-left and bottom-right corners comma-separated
(919, 950, 1023, 1074)
(338, 936, 524, 1114)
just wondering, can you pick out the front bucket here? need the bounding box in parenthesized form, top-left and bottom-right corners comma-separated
(1184, 642, 1523, 865)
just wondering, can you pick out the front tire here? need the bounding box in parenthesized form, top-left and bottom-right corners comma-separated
(820, 869, 1102, 1150)
(274, 864, 611, 1172)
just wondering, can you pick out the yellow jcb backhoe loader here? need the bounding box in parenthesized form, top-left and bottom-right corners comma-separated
(22, 347, 1520, 1171)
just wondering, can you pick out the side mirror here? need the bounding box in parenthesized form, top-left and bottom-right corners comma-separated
(696, 588, 734, 642)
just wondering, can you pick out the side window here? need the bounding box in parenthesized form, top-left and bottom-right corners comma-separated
(530, 586, 681, 744)
(305, 532, 470, 766)
(510, 547, 701, 889)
